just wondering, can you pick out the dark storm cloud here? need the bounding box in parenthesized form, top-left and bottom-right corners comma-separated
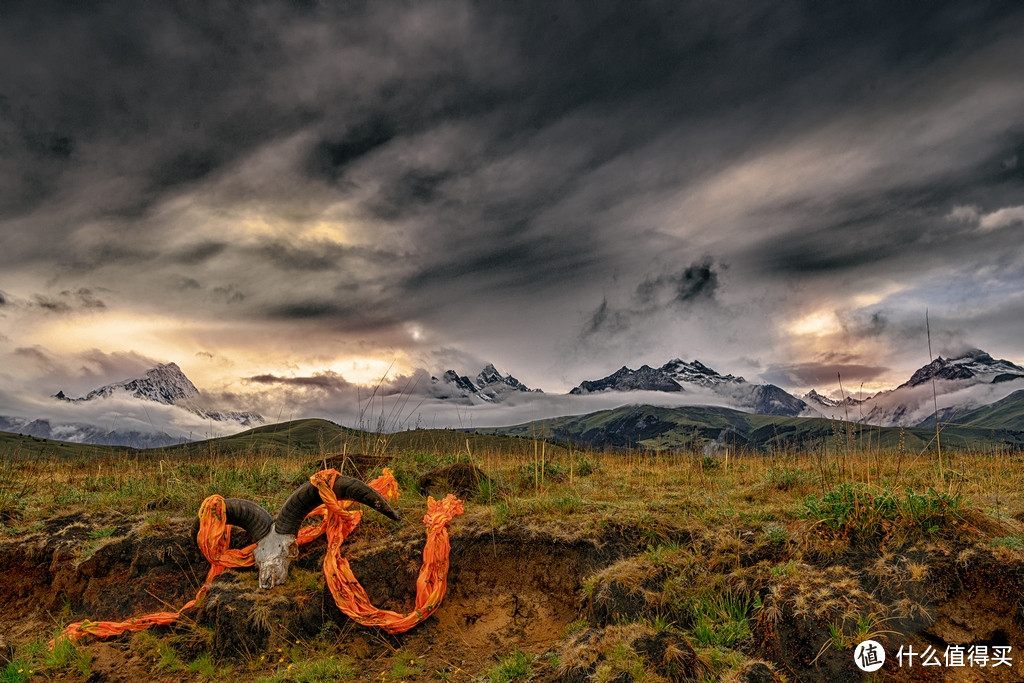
(748, 132, 1024, 278)
(26, 288, 106, 313)
(11, 346, 161, 394)
(583, 258, 722, 340)
(582, 298, 629, 339)
(252, 240, 399, 273)
(307, 116, 396, 183)
(637, 258, 720, 305)
(247, 371, 352, 391)
(763, 363, 891, 388)
(262, 301, 400, 336)
(2, 0, 1024, 392)
(173, 276, 203, 291)
(172, 241, 227, 266)
(211, 285, 246, 304)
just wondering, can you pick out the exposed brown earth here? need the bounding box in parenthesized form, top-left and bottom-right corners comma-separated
(4, 507, 1024, 681)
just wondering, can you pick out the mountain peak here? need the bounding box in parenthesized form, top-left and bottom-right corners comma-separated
(660, 358, 745, 387)
(803, 389, 862, 409)
(570, 364, 684, 394)
(434, 363, 540, 402)
(55, 362, 199, 404)
(49, 362, 262, 425)
(903, 349, 1024, 388)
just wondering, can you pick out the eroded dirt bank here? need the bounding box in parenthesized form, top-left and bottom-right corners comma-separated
(4, 511, 1024, 681)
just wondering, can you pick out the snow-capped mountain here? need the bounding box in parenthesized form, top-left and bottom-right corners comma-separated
(569, 365, 685, 394)
(802, 389, 863, 410)
(808, 349, 1024, 427)
(900, 349, 1024, 388)
(55, 362, 263, 425)
(56, 362, 199, 404)
(569, 359, 808, 417)
(0, 361, 266, 448)
(431, 363, 542, 402)
(661, 358, 744, 387)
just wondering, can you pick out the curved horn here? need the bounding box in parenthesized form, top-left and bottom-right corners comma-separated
(222, 498, 275, 541)
(274, 476, 399, 536)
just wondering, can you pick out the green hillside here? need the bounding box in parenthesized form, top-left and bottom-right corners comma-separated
(5, 400, 1023, 463)
(938, 389, 1024, 431)
(0, 418, 571, 461)
(0, 430, 131, 460)
(475, 404, 1024, 453)
(160, 418, 571, 458)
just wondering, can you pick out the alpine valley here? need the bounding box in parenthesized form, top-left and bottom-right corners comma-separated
(2, 350, 1024, 451)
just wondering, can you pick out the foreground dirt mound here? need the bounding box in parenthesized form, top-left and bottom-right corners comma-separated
(6, 508, 1024, 681)
(0, 514, 204, 625)
(0, 510, 615, 678)
(196, 522, 607, 664)
(309, 453, 394, 481)
(418, 462, 493, 498)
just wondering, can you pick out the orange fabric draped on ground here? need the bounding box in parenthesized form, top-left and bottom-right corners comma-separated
(54, 467, 462, 645)
(309, 469, 464, 634)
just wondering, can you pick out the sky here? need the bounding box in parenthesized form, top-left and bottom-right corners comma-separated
(2, 0, 1024, 430)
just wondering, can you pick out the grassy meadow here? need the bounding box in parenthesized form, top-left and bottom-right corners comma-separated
(2, 419, 1024, 681)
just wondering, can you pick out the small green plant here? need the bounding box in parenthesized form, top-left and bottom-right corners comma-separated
(564, 617, 589, 636)
(803, 484, 965, 541)
(991, 536, 1024, 549)
(698, 456, 721, 471)
(1, 660, 34, 683)
(573, 454, 598, 477)
(769, 559, 798, 577)
(550, 493, 582, 514)
(762, 523, 789, 545)
(133, 631, 183, 673)
(827, 621, 850, 650)
(485, 647, 534, 682)
(87, 526, 116, 539)
(256, 655, 355, 683)
(390, 650, 422, 680)
(690, 589, 758, 648)
(766, 467, 807, 491)
(188, 652, 216, 677)
(648, 613, 675, 632)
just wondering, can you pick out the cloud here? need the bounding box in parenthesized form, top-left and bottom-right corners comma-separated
(762, 362, 891, 389)
(672, 258, 720, 304)
(945, 203, 1024, 232)
(978, 205, 1024, 232)
(247, 371, 352, 392)
(8, 346, 163, 396)
(19, 288, 108, 314)
(947, 204, 981, 223)
(172, 241, 228, 266)
(2, 0, 1024, 410)
(583, 258, 721, 341)
(306, 115, 396, 183)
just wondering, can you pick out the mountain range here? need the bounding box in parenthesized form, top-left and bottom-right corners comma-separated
(477, 397, 1024, 453)
(0, 362, 262, 448)
(430, 363, 541, 402)
(569, 359, 808, 416)
(807, 350, 1024, 427)
(54, 362, 263, 425)
(3, 349, 1024, 449)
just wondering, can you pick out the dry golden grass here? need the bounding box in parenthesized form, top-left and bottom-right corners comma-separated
(3, 433, 1024, 681)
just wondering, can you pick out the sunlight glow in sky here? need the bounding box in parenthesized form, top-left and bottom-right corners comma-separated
(2, 0, 1023, 420)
